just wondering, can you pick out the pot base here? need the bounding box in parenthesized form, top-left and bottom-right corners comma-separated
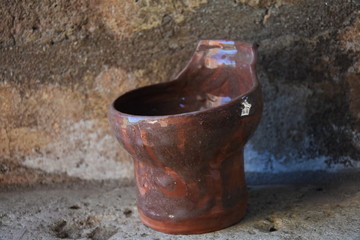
(138, 198, 247, 235)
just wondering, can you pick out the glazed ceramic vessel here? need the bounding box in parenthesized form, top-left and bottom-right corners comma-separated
(108, 40, 262, 234)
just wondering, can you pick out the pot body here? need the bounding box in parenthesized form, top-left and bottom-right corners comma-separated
(108, 40, 262, 234)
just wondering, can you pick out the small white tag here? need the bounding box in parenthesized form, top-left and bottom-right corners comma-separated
(241, 100, 252, 116)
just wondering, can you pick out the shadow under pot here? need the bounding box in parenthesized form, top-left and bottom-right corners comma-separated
(108, 40, 263, 234)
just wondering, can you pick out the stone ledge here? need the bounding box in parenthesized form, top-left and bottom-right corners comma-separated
(1, 171, 359, 240)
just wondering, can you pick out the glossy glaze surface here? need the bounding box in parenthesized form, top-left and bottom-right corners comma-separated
(109, 40, 262, 234)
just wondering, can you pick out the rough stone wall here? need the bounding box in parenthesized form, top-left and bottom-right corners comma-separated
(0, 0, 359, 185)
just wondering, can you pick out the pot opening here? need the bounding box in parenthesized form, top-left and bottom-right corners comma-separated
(113, 68, 256, 117)
(113, 40, 257, 117)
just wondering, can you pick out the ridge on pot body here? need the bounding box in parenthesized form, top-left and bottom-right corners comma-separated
(109, 40, 263, 234)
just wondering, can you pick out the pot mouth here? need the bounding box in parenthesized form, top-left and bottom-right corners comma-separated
(110, 40, 259, 120)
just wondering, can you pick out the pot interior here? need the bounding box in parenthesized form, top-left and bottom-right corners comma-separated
(113, 41, 257, 116)
(113, 68, 255, 116)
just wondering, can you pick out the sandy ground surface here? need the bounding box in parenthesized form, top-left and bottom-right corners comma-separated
(0, 171, 359, 240)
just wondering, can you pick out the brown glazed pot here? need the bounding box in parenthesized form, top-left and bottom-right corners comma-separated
(108, 40, 262, 234)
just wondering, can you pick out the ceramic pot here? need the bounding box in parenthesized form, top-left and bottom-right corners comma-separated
(108, 40, 262, 234)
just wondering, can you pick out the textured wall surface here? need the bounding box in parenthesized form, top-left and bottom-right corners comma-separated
(1, 0, 360, 185)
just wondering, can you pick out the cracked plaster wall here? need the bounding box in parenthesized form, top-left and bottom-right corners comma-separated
(0, 0, 360, 185)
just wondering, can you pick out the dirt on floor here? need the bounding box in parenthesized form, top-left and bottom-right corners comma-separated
(0, 171, 359, 240)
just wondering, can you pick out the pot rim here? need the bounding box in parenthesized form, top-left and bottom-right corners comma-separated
(109, 39, 260, 122)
